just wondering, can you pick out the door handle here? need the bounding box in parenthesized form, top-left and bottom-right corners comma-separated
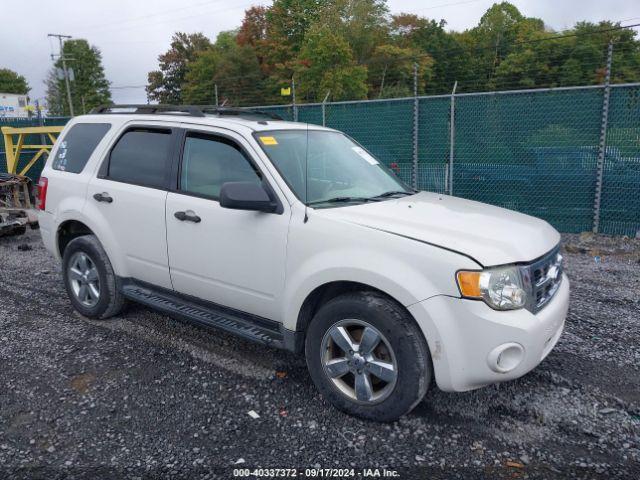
(174, 211, 201, 223)
(93, 192, 113, 203)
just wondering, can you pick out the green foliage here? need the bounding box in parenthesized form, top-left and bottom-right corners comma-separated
(326, 0, 390, 64)
(46, 39, 111, 116)
(147, 1, 640, 105)
(390, 15, 466, 94)
(183, 31, 263, 106)
(368, 44, 433, 97)
(147, 32, 212, 104)
(0, 68, 29, 94)
(295, 26, 368, 101)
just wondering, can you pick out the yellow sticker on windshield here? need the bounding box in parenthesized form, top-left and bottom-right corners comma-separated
(259, 136, 278, 145)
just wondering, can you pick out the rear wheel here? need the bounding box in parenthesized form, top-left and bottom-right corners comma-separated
(62, 235, 125, 319)
(305, 291, 432, 422)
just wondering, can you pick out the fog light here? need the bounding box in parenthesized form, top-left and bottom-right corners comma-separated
(487, 343, 524, 373)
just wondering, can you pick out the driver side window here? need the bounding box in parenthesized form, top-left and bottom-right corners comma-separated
(180, 133, 262, 199)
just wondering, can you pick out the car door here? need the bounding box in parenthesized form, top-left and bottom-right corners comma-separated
(86, 123, 178, 290)
(165, 128, 290, 321)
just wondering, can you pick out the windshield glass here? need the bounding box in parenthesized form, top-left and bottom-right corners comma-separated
(254, 130, 411, 206)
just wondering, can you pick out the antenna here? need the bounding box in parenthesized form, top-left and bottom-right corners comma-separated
(303, 122, 309, 223)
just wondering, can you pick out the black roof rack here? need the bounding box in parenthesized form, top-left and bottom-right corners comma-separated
(89, 104, 283, 121)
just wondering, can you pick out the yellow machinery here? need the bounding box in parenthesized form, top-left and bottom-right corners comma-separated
(1, 125, 64, 176)
(0, 125, 63, 235)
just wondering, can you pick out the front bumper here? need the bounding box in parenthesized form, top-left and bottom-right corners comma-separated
(408, 274, 569, 392)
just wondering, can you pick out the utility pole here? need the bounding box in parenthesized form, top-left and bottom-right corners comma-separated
(48, 33, 74, 117)
(214, 84, 219, 107)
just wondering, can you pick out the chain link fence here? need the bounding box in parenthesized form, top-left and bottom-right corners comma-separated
(256, 82, 640, 237)
(1, 84, 639, 236)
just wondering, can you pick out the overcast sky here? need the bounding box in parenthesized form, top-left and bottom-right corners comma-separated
(1, 0, 638, 104)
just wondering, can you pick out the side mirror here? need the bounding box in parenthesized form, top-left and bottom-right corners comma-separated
(219, 182, 277, 213)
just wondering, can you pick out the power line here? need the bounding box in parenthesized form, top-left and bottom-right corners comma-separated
(109, 22, 639, 100)
(110, 85, 147, 90)
(376, 21, 640, 67)
(402, 0, 489, 14)
(71, 1, 259, 37)
(74, 0, 239, 33)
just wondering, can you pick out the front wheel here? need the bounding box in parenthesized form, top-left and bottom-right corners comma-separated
(305, 291, 432, 422)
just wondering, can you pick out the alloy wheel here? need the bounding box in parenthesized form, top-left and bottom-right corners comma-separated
(320, 319, 398, 404)
(68, 252, 100, 307)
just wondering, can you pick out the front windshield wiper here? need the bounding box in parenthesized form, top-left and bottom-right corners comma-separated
(307, 196, 374, 206)
(369, 190, 417, 199)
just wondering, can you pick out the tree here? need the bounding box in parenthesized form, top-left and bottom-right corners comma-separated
(295, 25, 368, 101)
(238, 6, 269, 51)
(44, 69, 64, 115)
(0, 68, 30, 94)
(46, 39, 111, 116)
(368, 44, 433, 97)
(183, 31, 264, 106)
(492, 21, 640, 90)
(390, 14, 467, 93)
(325, 0, 390, 64)
(253, 0, 335, 97)
(150, 1, 640, 105)
(146, 32, 212, 103)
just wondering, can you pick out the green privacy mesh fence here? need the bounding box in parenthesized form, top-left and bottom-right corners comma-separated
(600, 87, 640, 235)
(260, 83, 640, 236)
(451, 87, 604, 233)
(2, 83, 639, 236)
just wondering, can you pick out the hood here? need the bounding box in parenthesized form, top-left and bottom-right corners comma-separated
(318, 192, 560, 267)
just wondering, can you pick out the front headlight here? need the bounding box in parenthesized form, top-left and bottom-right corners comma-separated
(456, 266, 527, 310)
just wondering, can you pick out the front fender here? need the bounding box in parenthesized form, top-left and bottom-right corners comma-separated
(282, 249, 434, 331)
(282, 213, 479, 332)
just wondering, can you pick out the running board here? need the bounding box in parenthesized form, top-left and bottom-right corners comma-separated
(121, 280, 289, 350)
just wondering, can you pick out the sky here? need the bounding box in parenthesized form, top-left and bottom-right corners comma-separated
(1, 0, 638, 104)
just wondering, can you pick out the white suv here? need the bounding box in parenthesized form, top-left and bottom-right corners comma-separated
(37, 105, 569, 421)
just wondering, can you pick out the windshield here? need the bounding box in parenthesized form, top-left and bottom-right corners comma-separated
(254, 130, 411, 206)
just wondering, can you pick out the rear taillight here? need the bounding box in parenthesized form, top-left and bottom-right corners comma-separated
(36, 177, 48, 211)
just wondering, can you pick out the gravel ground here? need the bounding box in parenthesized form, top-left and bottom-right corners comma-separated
(0, 229, 638, 479)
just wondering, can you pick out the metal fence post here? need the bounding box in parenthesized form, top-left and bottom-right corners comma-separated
(35, 100, 46, 146)
(322, 90, 330, 127)
(593, 41, 613, 234)
(449, 81, 457, 195)
(412, 62, 419, 189)
(292, 76, 298, 122)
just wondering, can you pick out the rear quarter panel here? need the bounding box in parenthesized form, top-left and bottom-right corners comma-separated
(38, 117, 124, 263)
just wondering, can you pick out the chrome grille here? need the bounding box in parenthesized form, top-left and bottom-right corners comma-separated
(521, 246, 564, 313)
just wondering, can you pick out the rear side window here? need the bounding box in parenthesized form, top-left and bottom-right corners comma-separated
(52, 123, 111, 173)
(107, 128, 172, 189)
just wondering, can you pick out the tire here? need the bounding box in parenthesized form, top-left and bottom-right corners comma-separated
(62, 235, 125, 319)
(305, 291, 432, 422)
